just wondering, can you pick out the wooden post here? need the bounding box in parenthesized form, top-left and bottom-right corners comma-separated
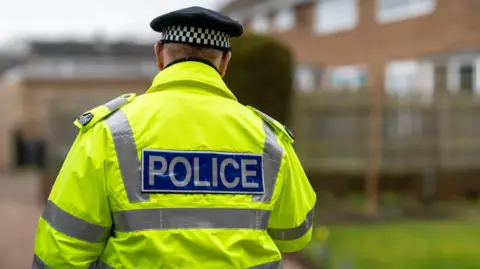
(364, 76, 383, 216)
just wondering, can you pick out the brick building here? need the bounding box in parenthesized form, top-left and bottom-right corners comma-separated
(0, 41, 158, 172)
(220, 0, 480, 96)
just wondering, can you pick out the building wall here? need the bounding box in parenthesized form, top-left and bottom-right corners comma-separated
(20, 79, 152, 140)
(0, 85, 10, 172)
(236, 0, 480, 93)
(0, 81, 24, 172)
(0, 78, 152, 172)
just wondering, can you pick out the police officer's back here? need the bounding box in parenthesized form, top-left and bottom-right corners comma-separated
(33, 6, 316, 269)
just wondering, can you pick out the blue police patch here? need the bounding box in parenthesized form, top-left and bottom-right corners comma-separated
(142, 149, 265, 194)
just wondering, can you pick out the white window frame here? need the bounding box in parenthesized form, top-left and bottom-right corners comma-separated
(444, 57, 479, 94)
(385, 60, 423, 96)
(295, 66, 319, 93)
(324, 64, 367, 91)
(376, 0, 437, 24)
(314, 0, 359, 35)
(274, 7, 295, 31)
(251, 14, 269, 33)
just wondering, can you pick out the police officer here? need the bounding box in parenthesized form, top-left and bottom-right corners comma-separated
(32, 6, 316, 269)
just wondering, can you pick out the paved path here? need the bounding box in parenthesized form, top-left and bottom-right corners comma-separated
(283, 256, 309, 269)
(0, 172, 306, 269)
(0, 172, 42, 269)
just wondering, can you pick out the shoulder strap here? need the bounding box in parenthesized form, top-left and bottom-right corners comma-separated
(247, 105, 294, 144)
(74, 93, 137, 132)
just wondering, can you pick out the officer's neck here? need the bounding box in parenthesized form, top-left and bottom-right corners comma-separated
(163, 57, 220, 72)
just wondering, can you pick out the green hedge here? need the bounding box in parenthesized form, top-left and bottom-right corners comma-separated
(224, 34, 294, 124)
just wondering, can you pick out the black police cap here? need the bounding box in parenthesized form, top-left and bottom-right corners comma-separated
(150, 6, 243, 51)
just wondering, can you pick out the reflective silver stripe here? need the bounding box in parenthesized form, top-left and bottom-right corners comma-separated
(91, 259, 279, 269)
(33, 255, 113, 269)
(42, 200, 111, 243)
(104, 96, 128, 112)
(32, 255, 52, 269)
(267, 207, 315, 241)
(113, 208, 271, 232)
(253, 121, 283, 203)
(106, 110, 150, 203)
(90, 261, 115, 269)
(34, 255, 281, 269)
(248, 260, 283, 269)
(256, 110, 277, 125)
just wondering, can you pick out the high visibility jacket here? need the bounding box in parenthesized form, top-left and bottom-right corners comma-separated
(33, 60, 316, 269)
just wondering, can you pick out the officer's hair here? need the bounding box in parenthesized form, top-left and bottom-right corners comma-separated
(164, 43, 223, 62)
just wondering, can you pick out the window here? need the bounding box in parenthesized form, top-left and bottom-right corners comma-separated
(325, 65, 367, 91)
(385, 61, 420, 95)
(251, 14, 269, 33)
(377, 0, 436, 23)
(274, 8, 295, 31)
(295, 66, 322, 93)
(444, 58, 478, 93)
(314, 0, 358, 34)
(459, 64, 475, 93)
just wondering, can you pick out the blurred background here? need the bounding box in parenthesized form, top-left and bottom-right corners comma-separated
(1, 0, 480, 268)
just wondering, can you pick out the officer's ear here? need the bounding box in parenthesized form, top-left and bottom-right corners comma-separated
(154, 42, 165, 70)
(219, 51, 232, 77)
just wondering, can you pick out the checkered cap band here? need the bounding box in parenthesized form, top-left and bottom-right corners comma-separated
(161, 26, 231, 50)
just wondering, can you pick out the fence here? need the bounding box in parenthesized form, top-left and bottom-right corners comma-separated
(291, 91, 480, 175)
(39, 91, 480, 201)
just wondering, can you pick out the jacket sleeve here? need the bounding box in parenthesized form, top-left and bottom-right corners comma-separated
(267, 141, 317, 253)
(33, 126, 112, 268)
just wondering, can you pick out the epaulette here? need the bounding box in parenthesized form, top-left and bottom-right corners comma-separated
(74, 93, 137, 132)
(247, 106, 294, 144)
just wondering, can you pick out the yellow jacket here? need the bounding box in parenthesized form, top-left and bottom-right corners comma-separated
(33, 60, 316, 269)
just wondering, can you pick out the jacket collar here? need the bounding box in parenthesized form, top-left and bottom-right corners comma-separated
(146, 59, 237, 101)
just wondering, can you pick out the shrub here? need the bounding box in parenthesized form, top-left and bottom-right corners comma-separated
(224, 34, 294, 124)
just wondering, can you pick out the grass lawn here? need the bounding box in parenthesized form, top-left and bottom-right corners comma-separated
(305, 220, 480, 269)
